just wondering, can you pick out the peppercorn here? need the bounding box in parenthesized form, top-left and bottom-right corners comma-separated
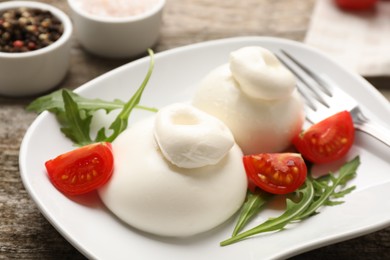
(27, 41, 36, 50)
(0, 7, 64, 53)
(13, 40, 24, 48)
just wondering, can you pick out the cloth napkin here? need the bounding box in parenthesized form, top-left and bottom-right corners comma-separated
(304, 0, 390, 76)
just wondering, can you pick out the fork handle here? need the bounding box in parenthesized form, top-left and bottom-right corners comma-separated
(355, 120, 390, 148)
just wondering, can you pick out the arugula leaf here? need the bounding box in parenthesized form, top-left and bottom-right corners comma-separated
(296, 156, 359, 220)
(27, 88, 157, 115)
(101, 49, 155, 143)
(231, 190, 272, 236)
(221, 156, 360, 246)
(60, 90, 92, 146)
(27, 49, 157, 146)
(220, 179, 315, 246)
(26, 89, 125, 114)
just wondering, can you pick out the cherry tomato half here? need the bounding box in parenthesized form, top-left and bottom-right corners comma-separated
(45, 142, 114, 196)
(243, 153, 307, 195)
(293, 111, 354, 164)
(335, 0, 378, 10)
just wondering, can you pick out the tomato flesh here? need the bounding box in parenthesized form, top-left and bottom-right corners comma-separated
(243, 153, 307, 195)
(335, 0, 378, 10)
(45, 142, 114, 196)
(293, 111, 354, 164)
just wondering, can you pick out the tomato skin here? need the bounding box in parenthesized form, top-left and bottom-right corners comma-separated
(243, 153, 307, 195)
(293, 111, 354, 164)
(335, 0, 378, 10)
(45, 142, 114, 196)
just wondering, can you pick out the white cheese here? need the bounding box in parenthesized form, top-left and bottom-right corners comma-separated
(98, 116, 247, 237)
(154, 103, 234, 168)
(229, 46, 296, 100)
(192, 46, 305, 154)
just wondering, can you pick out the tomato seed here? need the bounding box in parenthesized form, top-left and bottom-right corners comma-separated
(258, 174, 267, 182)
(285, 174, 293, 184)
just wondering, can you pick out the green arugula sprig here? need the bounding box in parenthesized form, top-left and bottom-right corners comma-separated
(231, 190, 272, 236)
(221, 179, 315, 246)
(220, 156, 360, 246)
(27, 88, 127, 115)
(27, 49, 158, 146)
(295, 157, 358, 220)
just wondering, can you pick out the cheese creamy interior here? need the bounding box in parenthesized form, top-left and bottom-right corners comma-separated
(192, 46, 304, 154)
(98, 104, 247, 237)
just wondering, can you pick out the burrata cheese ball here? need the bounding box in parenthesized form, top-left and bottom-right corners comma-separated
(98, 103, 247, 237)
(192, 46, 305, 155)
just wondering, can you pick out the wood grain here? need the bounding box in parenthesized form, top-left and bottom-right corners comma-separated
(0, 0, 389, 259)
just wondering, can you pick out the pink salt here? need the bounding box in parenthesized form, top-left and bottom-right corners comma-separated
(74, 0, 161, 18)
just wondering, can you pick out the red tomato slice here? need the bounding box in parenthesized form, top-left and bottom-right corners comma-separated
(45, 142, 114, 196)
(243, 153, 307, 195)
(335, 0, 377, 10)
(293, 111, 354, 164)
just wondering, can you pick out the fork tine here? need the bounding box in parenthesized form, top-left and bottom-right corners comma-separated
(274, 53, 316, 110)
(276, 52, 331, 109)
(280, 50, 333, 97)
(275, 53, 328, 109)
(276, 50, 390, 148)
(295, 81, 318, 111)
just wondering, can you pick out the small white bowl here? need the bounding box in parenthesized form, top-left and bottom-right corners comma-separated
(67, 0, 165, 59)
(0, 1, 73, 97)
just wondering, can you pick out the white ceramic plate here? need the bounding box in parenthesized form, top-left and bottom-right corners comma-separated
(20, 37, 390, 259)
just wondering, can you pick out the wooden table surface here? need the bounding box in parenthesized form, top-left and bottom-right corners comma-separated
(1, 0, 389, 259)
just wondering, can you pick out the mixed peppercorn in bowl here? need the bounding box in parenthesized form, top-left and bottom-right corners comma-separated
(0, 6, 64, 53)
(0, 1, 72, 97)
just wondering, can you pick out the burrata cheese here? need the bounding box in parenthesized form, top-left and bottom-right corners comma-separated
(192, 46, 305, 154)
(98, 104, 247, 237)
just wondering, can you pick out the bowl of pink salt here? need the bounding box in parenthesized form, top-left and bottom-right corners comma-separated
(67, 0, 165, 58)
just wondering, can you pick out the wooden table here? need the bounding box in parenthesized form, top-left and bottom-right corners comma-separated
(1, 0, 389, 259)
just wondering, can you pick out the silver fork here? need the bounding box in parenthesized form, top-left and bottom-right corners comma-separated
(276, 50, 390, 148)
